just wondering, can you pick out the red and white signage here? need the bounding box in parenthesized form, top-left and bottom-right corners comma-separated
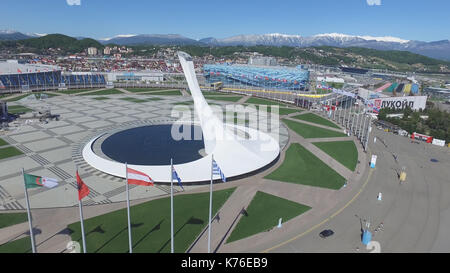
(412, 132, 433, 143)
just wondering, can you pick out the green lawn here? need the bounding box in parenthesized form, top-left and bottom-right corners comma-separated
(265, 143, 346, 190)
(202, 91, 234, 96)
(7, 105, 33, 114)
(145, 97, 163, 101)
(81, 89, 124, 96)
(0, 146, 24, 160)
(4, 94, 31, 102)
(315, 89, 333, 94)
(205, 96, 243, 102)
(0, 236, 32, 253)
(92, 97, 110, 101)
(147, 90, 182, 96)
(120, 97, 148, 103)
(126, 88, 171, 93)
(4, 93, 59, 102)
(291, 113, 341, 129)
(0, 213, 28, 229)
(313, 141, 358, 171)
(226, 191, 311, 243)
(0, 93, 14, 99)
(278, 108, 302, 116)
(68, 188, 236, 253)
(248, 105, 301, 116)
(283, 119, 347, 139)
(0, 138, 9, 147)
(174, 101, 194, 106)
(246, 97, 289, 107)
(58, 89, 97, 95)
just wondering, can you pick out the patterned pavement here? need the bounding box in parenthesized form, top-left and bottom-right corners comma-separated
(0, 93, 289, 210)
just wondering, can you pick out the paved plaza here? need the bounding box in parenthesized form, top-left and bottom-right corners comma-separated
(3, 91, 446, 253)
(0, 93, 289, 210)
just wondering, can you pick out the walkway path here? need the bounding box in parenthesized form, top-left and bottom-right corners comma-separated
(0, 101, 369, 253)
(236, 96, 251, 104)
(188, 184, 259, 253)
(284, 116, 345, 133)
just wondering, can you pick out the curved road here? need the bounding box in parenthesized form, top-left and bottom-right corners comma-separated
(264, 127, 450, 253)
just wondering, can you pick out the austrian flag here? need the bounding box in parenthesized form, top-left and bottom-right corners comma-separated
(127, 168, 154, 186)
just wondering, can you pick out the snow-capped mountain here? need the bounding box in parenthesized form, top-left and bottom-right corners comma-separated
(204, 33, 304, 47)
(0, 30, 449, 61)
(99, 34, 138, 42)
(200, 33, 450, 61)
(204, 33, 411, 47)
(313, 33, 410, 44)
(99, 34, 201, 46)
(0, 30, 35, 41)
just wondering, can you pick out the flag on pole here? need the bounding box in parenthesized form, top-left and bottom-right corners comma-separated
(76, 171, 90, 201)
(127, 167, 154, 186)
(212, 160, 227, 183)
(23, 174, 58, 189)
(76, 169, 89, 253)
(172, 167, 183, 190)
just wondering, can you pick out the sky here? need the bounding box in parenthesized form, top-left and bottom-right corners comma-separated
(0, 0, 449, 41)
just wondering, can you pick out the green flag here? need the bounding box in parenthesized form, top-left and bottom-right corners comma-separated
(24, 173, 59, 189)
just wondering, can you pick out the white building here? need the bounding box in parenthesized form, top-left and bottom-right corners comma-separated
(248, 56, 278, 67)
(103, 47, 111, 55)
(317, 76, 345, 84)
(105, 71, 164, 83)
(87, 47, 98, 56)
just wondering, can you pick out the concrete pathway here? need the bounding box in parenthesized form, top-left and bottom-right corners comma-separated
(116, 88, 133, 94)
(236, 96, 251, 104)
(180, 89, 190, 97)
(284, 116, 345, 133)
(0, 102, 369, 253)
(188, 184, 259, 253)
(68, 88, 107, 96)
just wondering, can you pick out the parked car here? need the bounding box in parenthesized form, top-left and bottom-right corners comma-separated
(319, 229, 334, 238)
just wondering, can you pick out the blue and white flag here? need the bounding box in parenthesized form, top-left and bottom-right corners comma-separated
(212, 160, 227, 183)
(172, 167, 184, 190)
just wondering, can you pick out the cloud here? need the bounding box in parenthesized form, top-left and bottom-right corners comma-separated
(366, 0, 381, 6)
(66, 0, 81, 6)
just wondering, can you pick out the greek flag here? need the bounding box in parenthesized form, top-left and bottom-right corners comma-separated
(172, 167, 184, 190)
(212, 160, 227, 183)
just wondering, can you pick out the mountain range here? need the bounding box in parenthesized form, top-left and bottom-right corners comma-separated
(1, 30, 449, 61)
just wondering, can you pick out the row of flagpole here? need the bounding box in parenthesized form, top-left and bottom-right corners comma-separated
(20, 155, 225, 254)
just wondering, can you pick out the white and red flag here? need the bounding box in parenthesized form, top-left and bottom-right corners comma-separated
(127, 167, 154, 186)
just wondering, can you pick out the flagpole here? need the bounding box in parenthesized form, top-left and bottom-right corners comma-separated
(22, 168, 36, 253)
(208, 155, 214, 253)
(125, 163, 133, 254)
(170, 158, 174, 254)
(77, 167, 87, 253)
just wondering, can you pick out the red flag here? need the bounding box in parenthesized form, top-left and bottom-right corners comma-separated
(127, 168, 154, 186)
(76, 171, 90, 201)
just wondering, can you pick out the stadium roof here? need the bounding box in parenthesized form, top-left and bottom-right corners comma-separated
(204, 64, 309, 83)
(0, 61, 59, 75)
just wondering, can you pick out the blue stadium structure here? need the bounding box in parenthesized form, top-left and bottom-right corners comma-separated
(0, 71, 106, 91)
(203, 64, 310, 91)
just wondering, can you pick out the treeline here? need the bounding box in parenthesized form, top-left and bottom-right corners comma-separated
(1, 35, 449, 71)
(378, 106, 450, 142)
(174, 45, 351, 66)
(0, 34, 104, 54)
(174, 45, 449, 69)
(342, 47, 450, 66)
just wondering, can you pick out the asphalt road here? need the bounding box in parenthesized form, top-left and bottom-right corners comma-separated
(269, 127, 450, 253)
